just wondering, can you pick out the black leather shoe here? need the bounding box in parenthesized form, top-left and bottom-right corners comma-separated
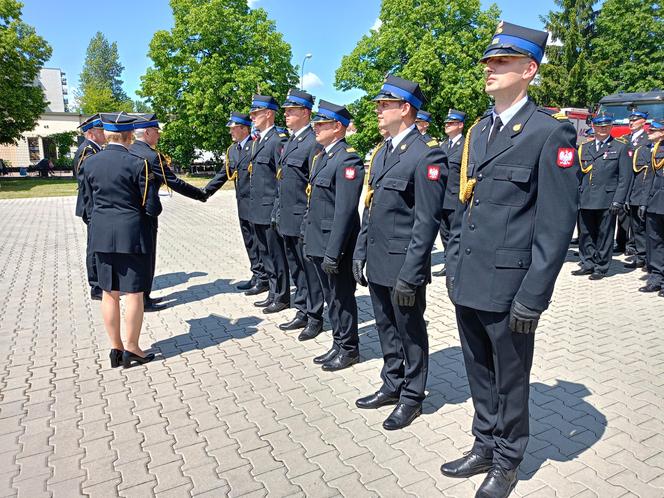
(122, 351, 155, 368)
(235, 279, 254, 291)
(144, 300, 168, 312)
(263, 302, 289, 314)
(432, 266, 446, 277)
(355, 391, 399, 409)
(90, 288, 103, 301)
(298, 322, 322, 341)
(625, 247, 637, 256)
(624, 260, 645, 269)
(440, 451, 493, 478)
(382, 403, 421, 430)
(571, 267, 593, 276)
(254, 296, 273, 307)
(639, 283, 662, 293)
(313, 347, 339, 365)
(322, 352, 359, 371)
(279, 315, 308, 330)
(589, 272, 606, 280)
(109, 349, 123, 368)
(475, 466, 518, 498)
(245, 283, 269, 296)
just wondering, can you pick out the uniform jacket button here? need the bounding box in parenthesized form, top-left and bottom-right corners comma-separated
(477, 173, 483, 181)
(518, 259, 523, 267)
(474, 199, 480, 206)
(469, 223, 476, 231)
(465, 248, 471, 255)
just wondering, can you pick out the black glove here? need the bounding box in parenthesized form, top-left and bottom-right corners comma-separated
(446, 276, 454, 301)
(321, 255, 339, 274)
(352, 259, 367, 286)
(199, 188, 209, 202)
(609, 202, 622, 215)
(393, 279, 416, 307)
(623, 202, 630, 214)
(638, 205, 647, 222)
(509, 300, 541, 334)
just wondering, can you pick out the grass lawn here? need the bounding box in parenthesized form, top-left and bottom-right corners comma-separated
(0, 175, 229, 200)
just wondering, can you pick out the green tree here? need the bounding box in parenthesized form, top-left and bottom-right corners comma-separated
(0, 0, 52, 144)
(140, 0, 298, 166)
(587, 0, 664, 102)
(532, 0, 598, 108)
(133, 99, 152, 113)
(77, 32, 133, 113)
(47, 130, 76, 168)
(335, 0, 500, 155)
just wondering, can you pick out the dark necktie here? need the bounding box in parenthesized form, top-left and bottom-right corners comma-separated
(488, 116, 502, 146)
(386, 139, 394, 154)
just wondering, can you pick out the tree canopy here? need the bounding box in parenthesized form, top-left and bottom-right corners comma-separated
(77, 32, 133, 114)
(140, 0, 298, 166)
(335, 0, 500, 155)
(0, 0, 52, 145)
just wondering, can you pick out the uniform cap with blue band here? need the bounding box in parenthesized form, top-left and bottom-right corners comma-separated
(312, 100, 352, 127)
(282, 89, 315, 109)
(592, 112, 614, 125)
(99, 112, 137, 132)
(416, 110, 431, 123)
(226, 112, 251, 127)
(445, 109, 467, 123)
(373, 75, 426, 111)
(132, 113, 160, 129)
(250, 95, 279, 111)
(649, 119, 664, 130)
(480, 21, 548, 64)
(78, 114, 103, 132)
(629, 110, 649, 120)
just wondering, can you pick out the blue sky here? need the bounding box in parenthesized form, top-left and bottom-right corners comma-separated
(23, 0, 565, 106)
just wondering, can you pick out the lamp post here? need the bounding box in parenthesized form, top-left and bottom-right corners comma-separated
(300, 53, 312, 90)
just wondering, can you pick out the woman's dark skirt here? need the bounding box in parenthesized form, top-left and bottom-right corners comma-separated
(95, 252, 151, 293)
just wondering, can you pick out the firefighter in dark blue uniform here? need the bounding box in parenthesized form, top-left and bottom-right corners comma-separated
(414, 110, 433, 140)
(202, 113, 267, 292)
(573, 112, 631, 279)
(303, 101, 364, 371)
(353, 76, 446, 431)
(129, 114, 207, 311)
(440, 23, 579, 497)
(73, 114, 106, 300)
(624, 110, 652, 269)
(274, 90, 325, 340)
(433, 109, 466, 277)
(82, 112, 161, 369)
(638, 120, 664, 294)
(247, 95, 290, 313)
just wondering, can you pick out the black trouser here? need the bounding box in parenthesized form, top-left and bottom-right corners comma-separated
(439, 208, 455, 255)
(239, 218, 267, 285)
(254, 223, 290, 305)
(628, 205, 647, 265)
(85, 223, 100, 291)
(456, 305, 535, 471)
(283, 235, 324, 324)
(616, 210, 631, 252)
(313, 256, 358, 354)
(578, 209, 615, 274)
(646, 213, 664, 286)
(368, 282, 428, 406)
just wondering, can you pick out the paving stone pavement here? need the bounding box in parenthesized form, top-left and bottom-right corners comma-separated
(1, 192, 663, 498)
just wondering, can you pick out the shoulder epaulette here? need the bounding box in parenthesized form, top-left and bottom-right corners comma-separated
(426, 139, 439, 147)
(615, 136, 628, 144)
(346, 147, 356, 153)
(279, 133, 287, 138)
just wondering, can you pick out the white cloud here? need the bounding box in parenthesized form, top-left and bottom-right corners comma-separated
(371, 18, 382, 32)
(300, 72, 323, 91)
(247, 0, 259, 8)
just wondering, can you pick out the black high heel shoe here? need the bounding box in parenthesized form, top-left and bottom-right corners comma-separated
(109, 349, 124, 368)
(122, 350, 155, 368)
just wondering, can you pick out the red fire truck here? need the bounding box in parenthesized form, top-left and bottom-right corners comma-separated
(596, 90, 664, 137)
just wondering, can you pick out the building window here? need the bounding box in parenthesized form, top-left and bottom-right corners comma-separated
(28, 137, 40, 162)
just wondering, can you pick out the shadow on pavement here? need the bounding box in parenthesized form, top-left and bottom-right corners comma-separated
(150, 313, 261, 359)
(152, 271, 208, 291)
(157, 278, 237, 308)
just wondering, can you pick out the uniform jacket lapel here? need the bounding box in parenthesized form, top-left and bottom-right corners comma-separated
(251, 127, 275, 160)
(375, 128, 420, 182)
(481, 99, 537, 168)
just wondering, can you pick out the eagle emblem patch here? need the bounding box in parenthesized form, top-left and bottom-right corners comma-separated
(427, 165, 440, 180)
(344, 167, 356, 180)
(557, 148, 575, 168)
